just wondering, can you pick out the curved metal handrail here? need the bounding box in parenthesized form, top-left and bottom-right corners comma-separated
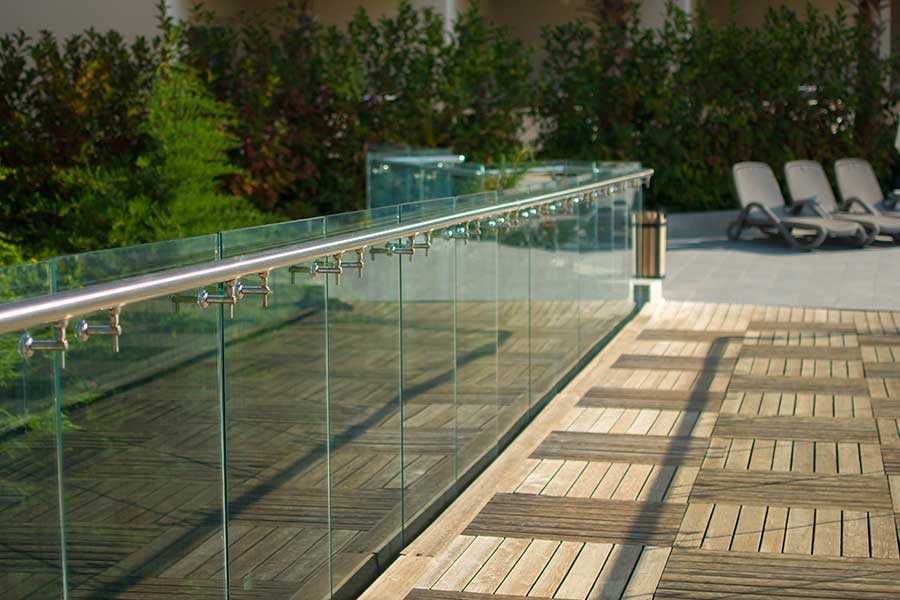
(0, 169, 652, 335)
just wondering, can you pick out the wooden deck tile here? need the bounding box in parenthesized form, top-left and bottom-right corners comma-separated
(579, 387, 724, 412)
(729, 374, 869, 395)
(691, 470, 893, 510)
(883, 448, 900, 475)
(406, 590, 555, 599)
(656, 549, 900, 599)
(530, 431, 710, 466)
(612, 354, 737, 372)
(637, 329, 742, 342)
(712, 415, 880, 443)
(463, 493, 686, 546)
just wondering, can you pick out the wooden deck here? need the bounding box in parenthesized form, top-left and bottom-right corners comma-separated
(362, 300, 900, 600)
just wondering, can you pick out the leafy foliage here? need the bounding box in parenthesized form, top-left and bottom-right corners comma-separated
(537, 2, 900, 211)
(183, 0, 532, 219)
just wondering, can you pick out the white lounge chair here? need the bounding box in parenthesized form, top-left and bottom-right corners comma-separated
(784, 160, 893, 242)
(728, 162, 868, 251)
(835, 158, 899, 213)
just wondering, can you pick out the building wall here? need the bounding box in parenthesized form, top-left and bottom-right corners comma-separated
(0, 0, 163, 40)
(700, 0, 856, 26)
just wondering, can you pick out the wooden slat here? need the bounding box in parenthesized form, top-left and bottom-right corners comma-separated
(748, 321, 857, 333)
(712, 415, 879, 443)
(462, 493, 686, 546)
(579, 387, 724, 412)
(858, 334, 900, 345)
(691, 471, 893, 510)
(740, 345, 862, 360)
(729, 374, 869, 395)
(656, 549, 900, 599)
(530, 432, 710, 466)
(613, 355, 736, 372)
(866, 363, 900, 377)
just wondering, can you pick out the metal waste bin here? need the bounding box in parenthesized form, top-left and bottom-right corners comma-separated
(633, 210, 666, 279)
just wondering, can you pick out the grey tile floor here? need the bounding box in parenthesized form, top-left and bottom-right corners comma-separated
(664, 220, 900, 311)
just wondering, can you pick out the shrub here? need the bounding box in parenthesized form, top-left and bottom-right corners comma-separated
(537, 3, 900, 211)
(184, 0, 532, 219)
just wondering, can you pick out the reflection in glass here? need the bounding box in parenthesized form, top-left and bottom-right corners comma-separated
(325, 209, 403, 595)
(55, 237, 226, 598)
(0, 261, 63, 599)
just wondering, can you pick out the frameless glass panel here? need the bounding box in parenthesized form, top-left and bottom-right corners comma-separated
(452, 193, 500, 474)
(495, 191, 531, 441)
(529, 184, 580, 406)
(324, 207, 403, 594)
(220, 219, 331, 598)
(578, 188, 617, 356)
(0, 260, 64, 599)
(398, 198, 457, 535)
(55, 235, 226, 598)
(613, 183, 636, 301)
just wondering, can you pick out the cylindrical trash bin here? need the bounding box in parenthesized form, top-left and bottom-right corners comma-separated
(632, 211, 666, 279)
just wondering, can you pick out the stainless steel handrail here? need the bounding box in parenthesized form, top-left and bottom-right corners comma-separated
(0, 169, 652, 334)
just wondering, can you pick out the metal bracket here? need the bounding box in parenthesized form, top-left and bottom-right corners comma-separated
(238, 272, 272, 308)
(76, 306, 122, 352)
(290, 254, 343, 285)
(469, 220, 482, 240)
(371, 238, 415, 261)
(412, 231, 433, 256)
(338, 248, 365, 278)
(447, 224, 469, 244)
(198, 279, 240, 319)
(18, 319, 69, 367)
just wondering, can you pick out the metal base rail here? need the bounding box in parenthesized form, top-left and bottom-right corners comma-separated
(0, 170, 652, 346)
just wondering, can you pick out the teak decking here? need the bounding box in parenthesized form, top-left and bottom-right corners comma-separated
(364, 300, 900, 600)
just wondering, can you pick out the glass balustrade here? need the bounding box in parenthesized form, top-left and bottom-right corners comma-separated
(0, 166, 647, 599)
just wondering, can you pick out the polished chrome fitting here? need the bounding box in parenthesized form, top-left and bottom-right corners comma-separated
(290, 254, 343, 285)
(339, 248, 365, 277)
(370, 238, 415, 261)
(413, 231, 433, 255)
(447, 224, 469, 243)
(237, 272, 272, 308)
(198, 279, 241, 318)
(76, 306, 122, 352)
(18, 319, 69, 367)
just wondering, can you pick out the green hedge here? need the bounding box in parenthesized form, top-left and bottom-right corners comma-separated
(0, 1, 531, 262)
(537, 3, 900, 211)
(2, 1, 899, 265)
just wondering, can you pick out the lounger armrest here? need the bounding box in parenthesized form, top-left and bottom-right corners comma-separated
(788, 198, 828, 218)
(839, 196, 878, 215)
(744, 202, 781, 223)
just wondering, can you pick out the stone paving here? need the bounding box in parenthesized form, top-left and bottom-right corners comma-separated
(665, 210, 900, 310)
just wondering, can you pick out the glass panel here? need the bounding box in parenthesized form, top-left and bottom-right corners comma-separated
(578, 189, 616, 356)
(495, 192, 531, 439)
(220, 219, 331, 598)
(0, 260, 64, 599)
(55, 235, 226, 598)
(324, 208, 403, 594)
(529, 185, 579, 406)
(453, 193, 499, 474)
(398, 199, 457, 535)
